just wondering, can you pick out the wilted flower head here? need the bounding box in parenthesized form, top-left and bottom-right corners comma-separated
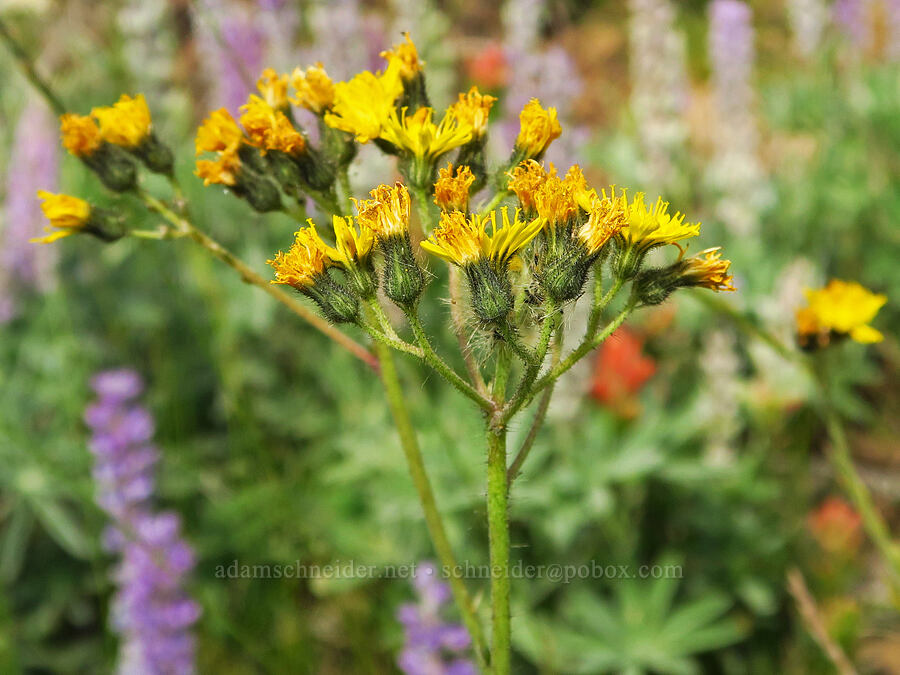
(256, 67, 290, 109)
(291, 63, 335, 114)
(515, 98, 562, 159)
(239, 95, 306, 155)
(60, 113, 103, 157)
(434, 164, 476, 212)
(675, 247, 736, 292)
(447, 86, 497, 139)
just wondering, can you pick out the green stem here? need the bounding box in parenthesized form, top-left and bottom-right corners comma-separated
(137, 190, 379, 369)
(587, 276, 622, 337)
(486, 426, 511, 675)
(498, 322, 537, 365)
(338, 168, 353, 216)
(406, 311, 495, 412)
(373, 340, 490, 672)
(0, 18, 66, 115)
(529, 303, 633, 400)
(493, 346, 513, 403)
(500, 304, 558, 423)
(507, 335, 562, 488)
(448, 265, 488, 394)
(360, 322, 424, 359)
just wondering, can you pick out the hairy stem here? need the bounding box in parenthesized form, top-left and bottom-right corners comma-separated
(0, 19, 66, 115)
(406, 311, 495, 412)
(478, 189, 511, 218)
(587, 276, 622, 337)
(138, 191, 378, 369)
(486, 427, 511, 675)
(499, 303, 559, 424)
(448, 265, 488, 394)
(373, 340, 489, 671)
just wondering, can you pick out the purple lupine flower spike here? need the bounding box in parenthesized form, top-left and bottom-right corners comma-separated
(397, 561, 476, 675)
(85, 369, 200, 675)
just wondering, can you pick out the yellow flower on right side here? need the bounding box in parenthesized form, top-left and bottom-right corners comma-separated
(796, 280, 887, 345)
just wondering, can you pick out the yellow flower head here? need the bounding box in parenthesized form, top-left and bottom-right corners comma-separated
(257, 68, 290, 109)
(507, 159, 550, 213)
(796, 280, 886, 344)
(433, 164, 476, 212)
(447, 86, 497, 138)
(324, 70, 404, 143)
(355, 182, 412, 239)
(421, 207, 543, 268)
(32, 191, 91, 244)
(60, 113, 102, 157)
(195, 108, 244, 156)
(91, 94, 152, 148)
(239, 95, 306, 155)
(516, 99, 562, 158)
(619, 192, 701, 252)
(290, 63, 335, 114)
(195, 149, 241, 186)
(380, 32, 423, 82)
(380, 107, 473, 161)
(533, 165, 586, 229)
(324, 215, 376, 268)
(677, 247, 736, 292)
(576, 188, 627, 255)
(268, 224, 330, 289)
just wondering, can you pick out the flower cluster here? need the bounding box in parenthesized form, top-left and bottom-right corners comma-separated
(397, 562, 475, 675)
(84, 369, 200, 675)
(795, 279, 886, 348)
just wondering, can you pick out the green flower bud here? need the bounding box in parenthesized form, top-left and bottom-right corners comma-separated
(465, 259, 514, 323)
(266, 150, 306, 197)
(303, 273, 359, 324)
(235, 170, 281, 213)
(537, 246, 592, 304)
(379, 233, 425, 307)
(85, 144, 137, 192)
(632, 267, 677, 306)
(134, 133, 174, 174)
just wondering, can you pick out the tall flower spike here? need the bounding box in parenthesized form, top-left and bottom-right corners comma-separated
(796, 280, 886, 346)
(433, 164, 476, 212)
(257, 67, 290, 110)
(60, 113, 102, 157)
(447, 86, 497, 140)
(515, 99, 562, 160)
(91, 94, 152, 148)
(239, 95, 306, 155)
(195, 109, 244, 156)
(291, 63, 335, 114)
(324, 70, 404, 143)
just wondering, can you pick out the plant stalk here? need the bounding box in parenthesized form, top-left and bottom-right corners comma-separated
(486, 426, 511, 675)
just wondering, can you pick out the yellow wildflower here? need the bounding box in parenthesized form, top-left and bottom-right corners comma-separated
(268, 224, 330, 289)
(421, 207, 543, 268)
(355, 182, 411, 239)
(60, 113, 102, 157)
(91, 94, 152, 148)
(380, 32, 423, 82)
(380, 107, 473, 161)
(576, 189, 627, 255)
(290, 63, 335, 114)
(32, 191, 91, 244)
(257, 68, 290, 109)
(195, 149, 241, 186)
(619, 192, 701, 252)
(507, 160, 550, 213)
(195, 108, 244, 156)
(433, 164, 476, 212)
(447, 86, 496, 138)
(516, 99, 561, 158)
(677, 248, 736, 292)
(239, 95, 306, 155)
(323, 215, 376, 268)
(796, 280, 886, 344)
(324, 70, 404, 143)
(533, 165, 586, 228)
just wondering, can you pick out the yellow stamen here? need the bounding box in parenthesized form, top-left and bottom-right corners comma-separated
(434, 164, 476, 212)
(355, 182, 412, 239)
